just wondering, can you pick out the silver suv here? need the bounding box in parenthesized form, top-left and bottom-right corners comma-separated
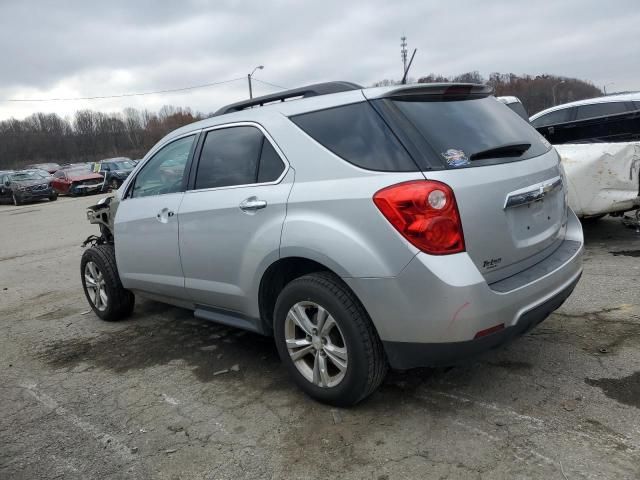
(81, 82, 584, 406)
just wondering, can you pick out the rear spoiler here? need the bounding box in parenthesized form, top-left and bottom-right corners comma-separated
(381, 83, 493, 101)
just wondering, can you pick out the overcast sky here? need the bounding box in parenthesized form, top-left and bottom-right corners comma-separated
(1, 0, 638, 120)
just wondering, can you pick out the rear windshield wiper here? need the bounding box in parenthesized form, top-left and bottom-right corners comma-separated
(469, 143, 531, 161)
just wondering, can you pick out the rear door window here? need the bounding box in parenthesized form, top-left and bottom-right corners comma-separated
(387, 96, 551, 168)
(575, 102, 627, 121)
(195, 126, 286, 189)
(291, 102, 418, 171)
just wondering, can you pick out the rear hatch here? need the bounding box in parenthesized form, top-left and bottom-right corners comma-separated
(367, 85, 568, 282)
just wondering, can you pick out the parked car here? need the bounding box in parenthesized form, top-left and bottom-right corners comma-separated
(24, 162, 61, 174)
(51, 165, 105, 196)
(0, 170, 57, 205)
(497, 96, 529, 121)
(81, 82, 583, 406)
(22, 168, 53, 181)
(530, 92, 640, 144)
(91, 157, 136, 190)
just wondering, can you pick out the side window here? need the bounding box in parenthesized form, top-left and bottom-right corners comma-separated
(575, 102, 626, 121)
(291, 102, 417, 171)
(54, 171, 65, 179)
(531, 108, 571, 128)
(130, 135, 194, 199)
(195, 126, 265, 190)
(257, 140, 285, 183)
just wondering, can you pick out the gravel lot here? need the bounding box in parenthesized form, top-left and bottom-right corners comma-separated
(1, 195, 639, 480)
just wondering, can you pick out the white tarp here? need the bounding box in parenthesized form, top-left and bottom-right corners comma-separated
(555, 142, 640, 217)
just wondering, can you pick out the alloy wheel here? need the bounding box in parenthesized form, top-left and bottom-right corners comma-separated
(84, 261, 108, 311)
(284, 301, 348, 388)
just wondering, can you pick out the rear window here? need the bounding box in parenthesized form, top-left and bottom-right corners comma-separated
(389, 96, 551, 168)
(291, 102, 418, 171)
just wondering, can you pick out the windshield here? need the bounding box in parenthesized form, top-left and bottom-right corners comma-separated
(388, 96, 551, 168)
(10, 172, 41, 181)
(107, 160, 135, 170)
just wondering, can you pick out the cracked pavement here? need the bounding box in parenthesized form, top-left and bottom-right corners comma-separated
(1, 196, 639, 479)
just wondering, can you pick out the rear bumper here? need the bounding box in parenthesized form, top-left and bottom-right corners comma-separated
(382, 272, 580, 369)
(344, 209, 584, 369)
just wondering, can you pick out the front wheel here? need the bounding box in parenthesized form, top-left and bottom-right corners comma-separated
(49, 193, 58, 201)
(273, 272, 388, 406)
(81, 244, 134, 321)
(109, 178, 120, 191)
(12, 193, 22, 206)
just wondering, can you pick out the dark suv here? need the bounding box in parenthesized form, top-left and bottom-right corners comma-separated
(1, 170, 57, 205)
(92, 158, 136, 190)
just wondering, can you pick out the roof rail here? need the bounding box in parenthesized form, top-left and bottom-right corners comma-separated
(214, 81, 363, 116)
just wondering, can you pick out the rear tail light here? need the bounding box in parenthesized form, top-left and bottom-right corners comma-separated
(373, 180, 465, 255)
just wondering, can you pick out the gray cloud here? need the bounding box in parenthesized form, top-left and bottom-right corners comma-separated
(1, 0, 638, 119)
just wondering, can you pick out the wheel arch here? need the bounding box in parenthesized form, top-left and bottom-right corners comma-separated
(258, 255, 366, 335)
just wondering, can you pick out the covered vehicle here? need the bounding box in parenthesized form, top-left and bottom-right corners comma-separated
(24, 162, 61, 174)
(51, 165, 105, 196)
(0, 170, 57, 205)
(91, 157, 136, 190)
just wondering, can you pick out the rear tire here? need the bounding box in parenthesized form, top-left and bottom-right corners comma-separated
(273, 272, 387, 406)
(81, 244, 134, 321)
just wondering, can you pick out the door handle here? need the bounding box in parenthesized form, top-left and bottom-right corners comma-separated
(156, 208, 175, 223)
(239, 196, 267, 213)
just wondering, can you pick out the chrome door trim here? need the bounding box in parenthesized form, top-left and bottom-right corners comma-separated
(504, 176, 562, 209)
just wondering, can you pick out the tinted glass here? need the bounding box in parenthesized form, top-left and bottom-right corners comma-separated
(575, 102, 627, 120)
(531, 109, 572, 127)
(195, 127, 263, 189)
(392, 96, 550, 167)
(131, 135, 194, 198)
(291, 102, 417, 171)
(257, 140, 285, 183)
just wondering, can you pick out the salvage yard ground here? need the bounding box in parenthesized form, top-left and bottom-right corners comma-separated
(1, 196, 639, 479)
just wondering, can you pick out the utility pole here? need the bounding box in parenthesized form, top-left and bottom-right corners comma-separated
(247, 65, 264, 99)
(400, 36, 408, 79)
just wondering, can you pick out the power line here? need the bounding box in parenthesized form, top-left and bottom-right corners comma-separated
(252, 78, 288, 90)
(2, 77, 246, 103)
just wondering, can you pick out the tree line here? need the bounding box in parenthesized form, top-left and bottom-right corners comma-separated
(374, 71, 603, 117)
(1, 72, 604, 169)
(0, 106, 205, 170)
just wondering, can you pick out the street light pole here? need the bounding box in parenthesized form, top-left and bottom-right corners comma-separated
(552, 80, 565, 106)
(248, 65, 264, 99)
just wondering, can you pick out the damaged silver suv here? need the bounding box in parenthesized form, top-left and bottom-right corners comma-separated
(81, 82, 584, 406)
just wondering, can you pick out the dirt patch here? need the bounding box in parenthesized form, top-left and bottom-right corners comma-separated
(485, 360, 533, 371)
(610, 250, 640, 257)
(585, 372, 640, 409)
(37, 302, 281, 383)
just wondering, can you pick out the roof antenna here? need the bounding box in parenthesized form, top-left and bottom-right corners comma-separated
(401, 48, 417, 85)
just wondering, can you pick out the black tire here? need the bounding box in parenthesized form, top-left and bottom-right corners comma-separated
(49, 193, 58, 201)
(273, 272, 387, 406)
(12, 193, 22, 206)
(109, 179, 120, 191)
(80, 244, 134, 321)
